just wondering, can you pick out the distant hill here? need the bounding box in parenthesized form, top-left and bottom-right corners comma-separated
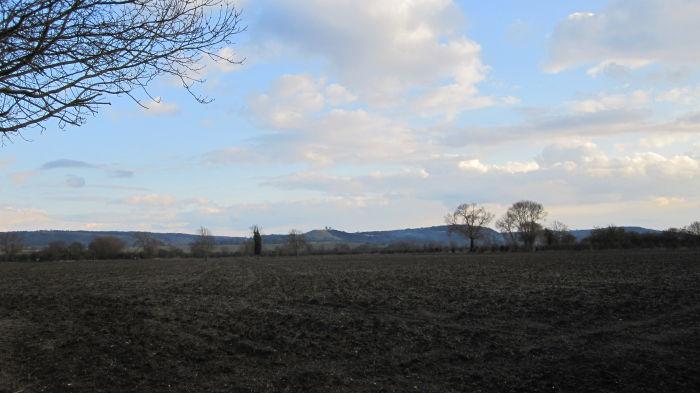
(569, 226, 661, 241)
(2, 230, 260, 249)
(3, 226, 661, 249)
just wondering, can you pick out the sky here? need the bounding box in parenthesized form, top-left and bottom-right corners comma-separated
(2, 0, 700, 236)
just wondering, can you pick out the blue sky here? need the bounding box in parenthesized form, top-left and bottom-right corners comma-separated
(2, 0, 700, 235)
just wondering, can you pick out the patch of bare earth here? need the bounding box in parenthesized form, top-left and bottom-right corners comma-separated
(0, 250, 699, 392)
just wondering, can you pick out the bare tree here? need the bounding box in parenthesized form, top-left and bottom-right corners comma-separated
(0, 232, 24, 261)
(503, 200, 547, 251)
(495, 211, 518, 249)
(543, 220, 576, 248)
(285, 229, 308, 256)
(0, 0, 244, 138)
(190, 226, 215, 260)
(133, 232, 162, 258)
(445, 203, 495, 252)
(685, 221, 700, 239)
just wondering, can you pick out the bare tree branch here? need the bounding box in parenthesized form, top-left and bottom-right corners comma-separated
(0, 0, 245, 138)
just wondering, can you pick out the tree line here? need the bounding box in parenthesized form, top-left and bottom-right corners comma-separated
(445, 200, 700, 252)
(1, 205, 699, 261)
(0, 225, 304, 261)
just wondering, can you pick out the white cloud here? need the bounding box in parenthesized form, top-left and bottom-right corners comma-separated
(208, 47, 242, 73)
(546, 0, 700, 74)
(652, 196, 687, 207)
(0, 206, 51, 231)
(325, 83, 357, 106)
(568, 12, 595, 20)
(304, 109, 420, 163)
(125, 194, 177, 207)
(656, 85, 700, 105)
(621, 153, 700, 178)
(538, 141, 700, 179)
(142, 97, 180, 116)
(458, 159, 540, 174)
(569, 90, 649, 114)
(242, 80, 424, 165)
(639, 134, 692, 148)
(248, 75, 327, 128)
(255, 0, 493, 117)
(413, 84, 495, 120)
(585, 59, 651, 78)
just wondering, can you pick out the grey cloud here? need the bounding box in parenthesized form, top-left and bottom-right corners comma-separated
(109, 169, 135, 178)
(441, 108, 653, 147)
(679, 111, 700, 124)
(41, 159, 95, 170)
(39, 158, 136, 179)
(65, 176, 86, 188)
(546, 0, 700, 73)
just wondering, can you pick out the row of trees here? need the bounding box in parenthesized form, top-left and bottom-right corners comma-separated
(0, 225, 298, 261)
(2, 214, 699, 261)
(446, 200, 550, 252)
(445, 200, 700, 252)
(585, 225, 700, 250)
(0, 234, 130, 261)
(189, 225, 265, 260)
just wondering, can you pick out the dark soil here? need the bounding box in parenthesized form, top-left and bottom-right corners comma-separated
(1, 250, 699, 392)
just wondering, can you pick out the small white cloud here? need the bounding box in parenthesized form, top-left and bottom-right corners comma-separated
(458, 159, 540, 174)
(652, 196, 686, 207)
(586, 59, 651, 77)
(568, 12, 595, 20)
(569, 90, 649, 113)
(458, 159, 489, 173)
(208, 47, 241, 73)
(125, 194, 176, 207)
(497, 161, 541, 174)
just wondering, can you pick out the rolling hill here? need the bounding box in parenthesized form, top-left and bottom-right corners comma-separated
(2, 225, 661, 249)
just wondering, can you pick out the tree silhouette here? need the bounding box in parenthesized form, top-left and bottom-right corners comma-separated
(445, 203, 494, 252)
(0, 0, 244, 138)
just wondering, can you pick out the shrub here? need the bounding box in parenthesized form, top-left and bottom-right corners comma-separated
(89, 236, 126, 259)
